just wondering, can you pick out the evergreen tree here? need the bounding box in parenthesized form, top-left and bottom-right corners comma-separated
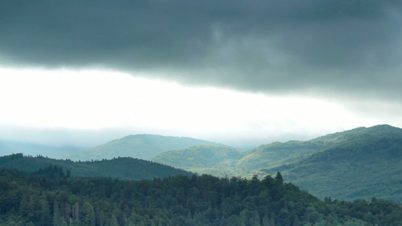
(81, 201, 95, 226)
(52, 200, 66, 226)
(275, 172, 283, 184)
(110, 214, 119, 226)
(38, 197, 51, 226)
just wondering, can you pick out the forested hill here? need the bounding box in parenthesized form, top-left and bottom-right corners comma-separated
(237, 126, 372, 172)
(148, 125, 402, 203)
(264, 125, 402, 201)
(1, 167, 402, 226)
(0, 154, 191, 180)
(81, 134, 218, 160)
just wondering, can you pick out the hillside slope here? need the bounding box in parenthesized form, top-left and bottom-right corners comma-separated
(0, 153, 191, 180)
(238, 127, 368, 171)
(264, 125, 402, 201)
(153, 145, 242, 176)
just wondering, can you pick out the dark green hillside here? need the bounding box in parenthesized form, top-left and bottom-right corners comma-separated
(265, 125, 402, 201)
(0, 154, 191, 180)
(153, 145, 242, 176)
(82, 134, 218, 160)
(2, 168, 402, 226)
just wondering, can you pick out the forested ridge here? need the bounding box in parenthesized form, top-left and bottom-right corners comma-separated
(1, 166, 402, 226)
(267, 125, 402, 201)
(82, 134, 218, 160)
(0, 154, 191, 181)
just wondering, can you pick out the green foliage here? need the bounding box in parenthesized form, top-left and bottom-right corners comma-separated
(1, 167, 402, 226)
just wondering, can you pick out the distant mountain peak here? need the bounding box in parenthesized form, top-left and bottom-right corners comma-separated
(370, 124, 395, 128)
(347, 124, 400, 133)
(308, 124, 402, 145)
(364, 124, 400, 132)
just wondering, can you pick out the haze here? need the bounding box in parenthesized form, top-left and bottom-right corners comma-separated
(1, 0, 402, 146)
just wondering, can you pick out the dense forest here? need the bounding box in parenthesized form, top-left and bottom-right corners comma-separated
(1, 166, 402, 226)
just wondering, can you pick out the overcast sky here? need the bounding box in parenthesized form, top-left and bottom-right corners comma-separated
(0, 0, 402, 146)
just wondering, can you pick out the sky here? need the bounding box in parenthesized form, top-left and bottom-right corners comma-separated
(0, 0, 402, 147)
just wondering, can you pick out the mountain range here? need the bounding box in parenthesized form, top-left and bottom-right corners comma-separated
(1, 125, 402, 203)
(113, 124, 402, 203)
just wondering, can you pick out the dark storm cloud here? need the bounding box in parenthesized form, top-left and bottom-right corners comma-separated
(1, 0, 402, 97)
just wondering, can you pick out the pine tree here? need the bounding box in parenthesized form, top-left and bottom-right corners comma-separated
(81, 201, 95, 226)
(52, 200, 66, 226)
(110, 214, 119, 226)
(39, 197, 51, 226)
(275, 172, 283, 184)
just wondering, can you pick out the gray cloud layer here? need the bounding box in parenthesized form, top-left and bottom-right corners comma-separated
(1, 0, 402, 98)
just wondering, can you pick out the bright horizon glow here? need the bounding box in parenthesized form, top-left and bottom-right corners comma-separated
(0, 67, 388, 145)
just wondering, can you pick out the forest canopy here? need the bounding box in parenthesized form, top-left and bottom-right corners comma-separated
(1, 167, 402, 226)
